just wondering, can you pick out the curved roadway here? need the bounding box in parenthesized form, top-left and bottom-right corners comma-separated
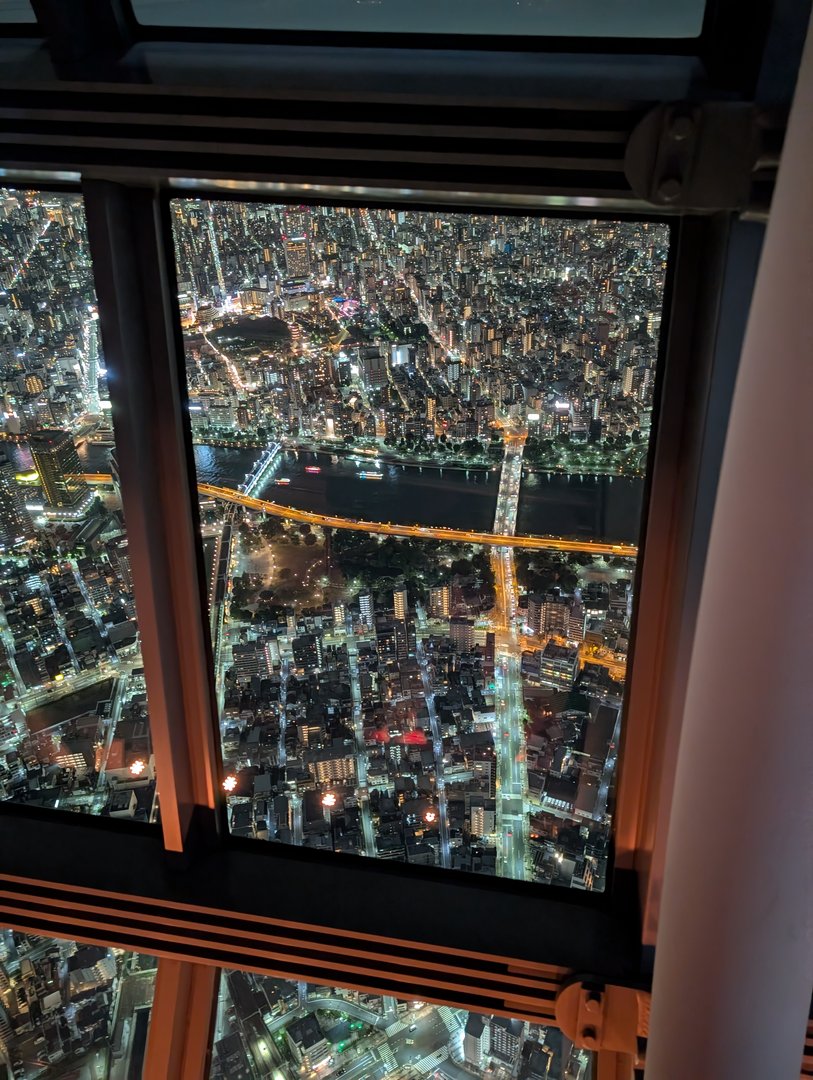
(197, 483, 638, 557)
(82, 474, 637, 557)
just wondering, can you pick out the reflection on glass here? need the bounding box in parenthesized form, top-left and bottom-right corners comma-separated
(134, 0, 705, 38)
(172, 200, 669, 891)
(0, 189, 155, 822)
(0, 927, 156, 1078)
(211, 969, 592, 1079)
(0, 1, 35, 24)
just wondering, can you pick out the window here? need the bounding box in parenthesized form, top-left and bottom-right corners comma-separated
(212, 966, 592, 1079)
(0, 926, 156, 1076)
(0, 2, 35, 25)
(171, 198, 669, 892)
(132, 0, 706, 39)
(0, 0, 802, 1074)
(0, 188, 155, 822)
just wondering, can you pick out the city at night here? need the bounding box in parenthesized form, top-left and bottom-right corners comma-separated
(0, 0, 810, 1076)
(176, 201, 666, 891)
(0, 190, 668, 894)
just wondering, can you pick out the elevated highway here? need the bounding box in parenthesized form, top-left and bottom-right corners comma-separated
(198, 483, 638, 557)
(81, 474, 638, 556)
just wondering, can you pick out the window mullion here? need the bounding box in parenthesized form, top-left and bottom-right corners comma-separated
(611, 215, 731, 916)
(82, 179, 224, 853)
(144, 958, 219, 1080)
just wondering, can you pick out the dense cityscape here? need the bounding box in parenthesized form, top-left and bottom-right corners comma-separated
(176, 200, 666, 891)
(211, 970, 591, 1080)
(0, 190, 154, 824)
(0, 190, 668, 900)
(0, 929, 155, 1079)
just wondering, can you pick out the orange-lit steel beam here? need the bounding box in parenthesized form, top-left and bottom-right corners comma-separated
(83, 475, 639, 557)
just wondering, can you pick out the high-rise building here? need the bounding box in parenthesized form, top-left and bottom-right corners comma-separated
(358, 591, 373, 628)
(285, 1015, 330, 1070)
(470, 797, 496, 837)
(450, 617, 475, 652)
(568, 601, 586, 642)
(231, 642, 270, 682)
(284, 236, 310, 279)
(543, 591, 569, 637)
(484, 632, 495, 676)
(292, 633, 323, 673)
(622, 363, 635, 396)
(29, 429, 89, 512)
(394, 619, 415, 661)
(463, 1013, 490, 1069)
(0, 451, 33, 549)
(428, 584, 450, 619)
(393, 583, 408, 622)
(489, 1016, 524, 1066)
(304, 745, 356, 785)
(526, 593, 544, 635)
(333, 602, 346, 630)
(538, 641, 580, 689)
(359, 348, 388, 390)
(376, 621, 397, 661)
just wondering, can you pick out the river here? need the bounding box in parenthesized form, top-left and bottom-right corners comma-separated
(193, 445, 644, 544)
(11, 440, 643, 544)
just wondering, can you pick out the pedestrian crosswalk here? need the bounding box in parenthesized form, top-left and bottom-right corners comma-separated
(379, 1042, 398, 1071)
(437, 1005, 464, 1034)
(413, 1047, 449, 1074)
(385, 1019, 409, 1036)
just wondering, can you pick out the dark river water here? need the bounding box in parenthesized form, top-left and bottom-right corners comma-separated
(13, 440, 642, 544)
(192, 445, 645, 544)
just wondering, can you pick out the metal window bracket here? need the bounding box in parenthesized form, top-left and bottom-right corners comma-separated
(555, 976, 649, 1064)
(625, 102, 784, 218)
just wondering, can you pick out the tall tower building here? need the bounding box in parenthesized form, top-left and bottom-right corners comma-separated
(489, 1017, 524, 1067)
(463, 1014, 490, 1070)
(450, 617, 475, 652)
(428, 584, 450, 619)
(358, 591, 373, 629)
(29, 430, 89, 512)
(0, 451, 33, 550)
(393, 583, 408, 622)
(283, 212, 310, 280)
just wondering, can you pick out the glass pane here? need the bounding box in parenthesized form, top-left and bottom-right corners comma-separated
(0, 927, 157, 1078)
(0, 2, 35, 24)
(211, 968, 592, 1079)
(134, 0, 705, 38)
(172, 199, 669, 892)
(0, 188, 156, 822)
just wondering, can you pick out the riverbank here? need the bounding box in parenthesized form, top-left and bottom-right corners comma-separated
(283, 439, 496, 475)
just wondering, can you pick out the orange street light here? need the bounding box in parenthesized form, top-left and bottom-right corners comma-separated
(223, 775, 238, 793)
(129, 759, 146, 777)
(424, 808, 437, 824)
(322, 792, 337, 808)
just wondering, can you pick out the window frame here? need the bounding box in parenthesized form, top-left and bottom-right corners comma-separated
(123, 0, 773, 98)
(159, 183, 678, 891)
(0, 0, 790, 1067)
(0, 174, 724, 1020)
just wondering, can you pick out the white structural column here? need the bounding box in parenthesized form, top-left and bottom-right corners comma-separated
(646, 18, 813, 1080)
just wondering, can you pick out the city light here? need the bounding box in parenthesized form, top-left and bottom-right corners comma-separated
(0, 190, 656, 897)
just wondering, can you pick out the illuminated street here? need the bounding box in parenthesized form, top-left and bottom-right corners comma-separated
(492, 429, 531, 881)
